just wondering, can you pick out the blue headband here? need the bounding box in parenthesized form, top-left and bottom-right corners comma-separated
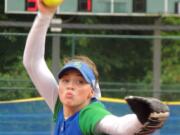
(58, 61, 101, 99)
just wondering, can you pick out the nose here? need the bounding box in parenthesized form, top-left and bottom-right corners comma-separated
(66, 81, 75, 90)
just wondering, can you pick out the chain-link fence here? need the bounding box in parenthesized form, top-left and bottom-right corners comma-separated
(0, 32, 180, 101)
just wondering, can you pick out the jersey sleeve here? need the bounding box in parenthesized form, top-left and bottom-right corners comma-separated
(79, 101, 111, 134)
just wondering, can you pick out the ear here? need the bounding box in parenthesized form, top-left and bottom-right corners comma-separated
(88, 88, 94, 98)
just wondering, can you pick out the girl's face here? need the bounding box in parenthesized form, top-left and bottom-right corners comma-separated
(58, 69, 94, 109)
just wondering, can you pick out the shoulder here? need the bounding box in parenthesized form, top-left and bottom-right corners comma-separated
(80, 100, 109, 115)
(79, 99, 111, 134)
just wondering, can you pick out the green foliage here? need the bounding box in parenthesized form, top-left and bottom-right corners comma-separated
(161, 40, 180, 83)
(73, 37, 152, 82)
(0, 0, 180, 100)
(0, 59, 39, 101)
(0, 34, 26, 73)
(159, 17, 180, 84)
(162, 17, 180, 25)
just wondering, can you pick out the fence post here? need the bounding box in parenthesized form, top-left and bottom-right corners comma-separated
(153, 18, 162, 135)
(153, 18, 161, 99)
(52, 35, 60, 81)
(71, 35, 76, 57)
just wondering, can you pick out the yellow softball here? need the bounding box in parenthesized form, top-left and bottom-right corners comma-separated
(43, 0, 63, 7)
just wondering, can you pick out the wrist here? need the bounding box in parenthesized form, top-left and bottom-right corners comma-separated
(37, 11, 54, 19)
(37, 11, 54, 21)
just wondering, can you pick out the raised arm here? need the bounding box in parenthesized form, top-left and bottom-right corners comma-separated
(23, 0, 59, 112)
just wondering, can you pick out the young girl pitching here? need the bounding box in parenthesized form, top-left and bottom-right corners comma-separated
(23, 0, 169, 134)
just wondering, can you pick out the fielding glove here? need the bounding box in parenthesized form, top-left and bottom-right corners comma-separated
(125, 96, 170, 135)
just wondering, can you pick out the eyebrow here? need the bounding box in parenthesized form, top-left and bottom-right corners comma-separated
(62, 72, 82, 77)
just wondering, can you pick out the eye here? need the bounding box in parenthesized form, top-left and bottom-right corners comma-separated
(60, 78, 70, 84)
(76, 80, 85, 84)
(75, 79, 87, 85)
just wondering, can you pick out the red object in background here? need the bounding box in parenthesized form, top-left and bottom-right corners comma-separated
(26, 0, 38, 11)
(87, 0, 92, 11)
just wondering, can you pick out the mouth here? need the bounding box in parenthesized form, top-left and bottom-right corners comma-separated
(65, 91, 74, 98)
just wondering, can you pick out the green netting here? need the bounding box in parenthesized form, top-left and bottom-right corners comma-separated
(0, 99, 179, 135)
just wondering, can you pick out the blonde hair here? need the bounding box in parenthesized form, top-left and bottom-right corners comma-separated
(64, 55, 99, 81)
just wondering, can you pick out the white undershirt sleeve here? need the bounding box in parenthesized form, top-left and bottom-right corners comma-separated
(95, 114, 143, 135)
(23, 12, 58, 112)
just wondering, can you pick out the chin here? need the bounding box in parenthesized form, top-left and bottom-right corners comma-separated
(63, 100, 75, 106)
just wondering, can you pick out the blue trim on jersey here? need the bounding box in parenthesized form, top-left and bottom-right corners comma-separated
(54, 98, 99, 135)
(54, 108, 83, 135)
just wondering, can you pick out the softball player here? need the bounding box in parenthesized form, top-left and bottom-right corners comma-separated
(23, 0, 169, 134)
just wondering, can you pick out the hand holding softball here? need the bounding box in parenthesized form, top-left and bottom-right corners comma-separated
(38, 0, 63, 14)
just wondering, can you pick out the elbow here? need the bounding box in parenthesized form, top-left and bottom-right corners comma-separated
(23, 56, 31, 71)
(23, 54, 42, 73)
(23, 51, 33, 72)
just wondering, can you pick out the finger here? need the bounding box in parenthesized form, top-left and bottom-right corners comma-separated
(150, 112, 170, 119)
